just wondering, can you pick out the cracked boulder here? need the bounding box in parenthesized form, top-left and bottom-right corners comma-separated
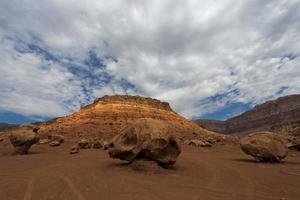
(108, 118, 181, 166)
(240, 132, 288, 162)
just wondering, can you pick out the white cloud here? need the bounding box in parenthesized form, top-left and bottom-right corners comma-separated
(0, 0, 299, 120)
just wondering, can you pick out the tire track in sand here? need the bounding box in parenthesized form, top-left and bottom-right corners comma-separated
(59, 173, 86, 200)
(23, 177, 35, 200)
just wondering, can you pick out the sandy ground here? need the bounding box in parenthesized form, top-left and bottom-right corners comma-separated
(0, 140, 300, 200)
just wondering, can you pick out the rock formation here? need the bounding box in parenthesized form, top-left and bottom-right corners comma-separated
(195, 94, 300, 135)
(108, 118, 181, 166)
(38, 95, 227, 144)
(240, 132, 288, 162)
(9, 125, 40, 155)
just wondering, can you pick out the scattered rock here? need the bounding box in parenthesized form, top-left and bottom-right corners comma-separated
(240, 132, 288, 162)
(48, 134, 64, 143)
(39, 139, 50, 144)
(185, 139, 212, 147)
(9, 125, 40, 155)
(108, 118, 181, 166)
(93, 140, 103, 149)
(49, 141, 60, 147)
(102, 141, 109, 150)
(78, 138, 92, 149)
(70, 145, 79, 154)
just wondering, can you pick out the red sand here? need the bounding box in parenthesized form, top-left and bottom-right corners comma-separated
(0, 141, 300, 200)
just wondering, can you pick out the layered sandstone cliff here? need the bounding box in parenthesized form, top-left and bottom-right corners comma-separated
(195, 94, 300, 135)
(38, 95, 226, 143)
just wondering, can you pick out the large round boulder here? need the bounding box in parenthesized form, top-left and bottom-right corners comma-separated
(108, 118, 181, 166)
(240, 132, 288, 162)
(9, 125, 40, 155)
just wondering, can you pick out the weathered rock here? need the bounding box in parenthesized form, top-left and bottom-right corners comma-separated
(108, 118, 181, 166)
(185, 139, 212, 147)
(49, 141, 60, 147)
(78, 138, 92, 149)
(240, 132, 288, 162)
(39, 139, 50, 144)
(70, 145, 79, 154)
(48, 134, 64, 143)
(9, 125, 39, 155)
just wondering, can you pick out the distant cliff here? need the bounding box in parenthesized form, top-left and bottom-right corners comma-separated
(195, 94, 300, 135)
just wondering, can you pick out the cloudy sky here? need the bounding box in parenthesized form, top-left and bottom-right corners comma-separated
(0, 0, 299, 124)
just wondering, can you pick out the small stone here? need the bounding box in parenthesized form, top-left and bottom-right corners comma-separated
(93, 140, 103, 149)
(78, 138, 92, 149)
(102, 141, 109, 150)
(48, 134, 64, 143)
(70, 145, 79, 154)
(49, 141, 60, 147)
(39, 139, 50, 144)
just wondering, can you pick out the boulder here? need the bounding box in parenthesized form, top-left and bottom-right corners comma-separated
(78, 138, 92, 149)
(9, 125, 40, 155)
(240, 132, 288, 162)
(70, 145, 79, 154)
(49, 141, 60, 147)
(108, 118, 181, 166)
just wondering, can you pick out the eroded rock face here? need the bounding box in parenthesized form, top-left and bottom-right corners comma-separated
(108, 118, 181, 166)
(240, 132, 288, 162)
(9, 125, 40, 155)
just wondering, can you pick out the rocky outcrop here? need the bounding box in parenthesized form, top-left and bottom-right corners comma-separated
(195, 94, 300, 135)
(9, 125, 40, 154)
(240, 132, 288, 162)
(37, 95, 227, 144)
(108, 118, 181, 166)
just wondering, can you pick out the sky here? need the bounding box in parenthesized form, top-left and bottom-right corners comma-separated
(0, 0, 300, 124)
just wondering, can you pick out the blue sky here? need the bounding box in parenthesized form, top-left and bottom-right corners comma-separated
(0, 0, 300, 124)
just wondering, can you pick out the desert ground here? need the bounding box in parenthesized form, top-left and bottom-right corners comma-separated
(0, 140, 299, 200)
